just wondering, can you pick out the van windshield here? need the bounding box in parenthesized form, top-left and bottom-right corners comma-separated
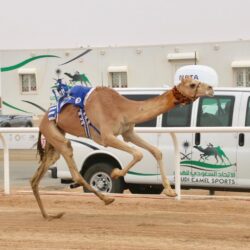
(246, 97, 250, 126)
(197, 96, 235, 127)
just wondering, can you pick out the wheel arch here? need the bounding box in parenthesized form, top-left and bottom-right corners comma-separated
(80, 151, 123, 177)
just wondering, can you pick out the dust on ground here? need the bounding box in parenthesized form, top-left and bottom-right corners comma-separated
(0, 191, 250, 250)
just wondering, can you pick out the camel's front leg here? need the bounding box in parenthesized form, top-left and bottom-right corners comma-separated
(122, 130, 177, 197)
(39, 120, 114, 213)
(100, 134, 143, 179)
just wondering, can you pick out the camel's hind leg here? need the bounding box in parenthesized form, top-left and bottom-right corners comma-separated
(41, 121, 114, 206)
(30, 143, 63, 220)
(60, 139, 114, 205)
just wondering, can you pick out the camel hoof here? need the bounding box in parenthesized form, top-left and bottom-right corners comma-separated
(163, 188, 177, 197)
(103, 196, 115, 205)
(111, 168, 121, 179)
(46, 212, 65, 221)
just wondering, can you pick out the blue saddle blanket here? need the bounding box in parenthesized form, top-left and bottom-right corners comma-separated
(48, 86, 99, 138)
(61, 85, 92, 112)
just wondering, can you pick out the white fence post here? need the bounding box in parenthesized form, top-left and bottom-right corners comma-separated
(0, 127, 39, 194)
(0, 133, 10, 194)
(170, 132, 181, 200)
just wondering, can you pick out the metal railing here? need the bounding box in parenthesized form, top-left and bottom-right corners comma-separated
(0, 127, 38, 194)
(1, 127, 250, 199)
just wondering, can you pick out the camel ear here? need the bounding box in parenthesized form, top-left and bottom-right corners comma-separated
(184, 76, 194, 84)
(180, 77, 185, 84)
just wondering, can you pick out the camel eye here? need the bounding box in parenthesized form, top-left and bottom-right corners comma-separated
(190, 83, 196, 89)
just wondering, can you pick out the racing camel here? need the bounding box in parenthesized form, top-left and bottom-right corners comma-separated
(31, 76, 214, 220)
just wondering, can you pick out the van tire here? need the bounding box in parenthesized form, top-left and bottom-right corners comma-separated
(128, 184, 163, 194)
(83, 163, 124, 193)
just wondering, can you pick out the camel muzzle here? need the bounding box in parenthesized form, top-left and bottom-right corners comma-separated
(206, 85, 214, 97)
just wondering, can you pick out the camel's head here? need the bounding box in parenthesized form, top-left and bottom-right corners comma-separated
(173, 77, 214, 104)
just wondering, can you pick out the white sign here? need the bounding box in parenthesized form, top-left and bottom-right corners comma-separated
(0, 133, 38, 149)
(174, 65, 218, 86)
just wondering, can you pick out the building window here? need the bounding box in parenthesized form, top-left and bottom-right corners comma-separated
(18, 68, 37, 94)
(234, 68, 250, 87)
(111, 72, 127, 88)
(19, 73, 37, 93)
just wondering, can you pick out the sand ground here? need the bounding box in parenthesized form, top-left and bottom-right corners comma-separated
(0, 190, 250, 250)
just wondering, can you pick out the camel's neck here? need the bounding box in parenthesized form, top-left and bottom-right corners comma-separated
(128, 89, 179, 124)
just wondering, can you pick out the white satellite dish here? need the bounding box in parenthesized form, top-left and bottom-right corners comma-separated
(174, 65, 218, 87)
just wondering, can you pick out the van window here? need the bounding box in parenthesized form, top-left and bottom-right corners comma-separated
(197, 96, 235, 127)
(246, 97, 250, 126)
(162, 104, 192, 127)
(123, 94, 157, 127)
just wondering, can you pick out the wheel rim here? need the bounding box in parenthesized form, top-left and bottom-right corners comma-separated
(89, 171, 112, 192)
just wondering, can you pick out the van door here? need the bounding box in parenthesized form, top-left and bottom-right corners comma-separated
(236, 92, 250, 189)
(123, 94, 159, 184)
(190, 93, 241, 189)
(158, 103, 194, 184)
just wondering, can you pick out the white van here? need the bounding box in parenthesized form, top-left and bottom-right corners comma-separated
(51, 87, 250, 194)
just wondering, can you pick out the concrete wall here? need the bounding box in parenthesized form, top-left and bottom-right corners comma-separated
(0, 40, 250, 114)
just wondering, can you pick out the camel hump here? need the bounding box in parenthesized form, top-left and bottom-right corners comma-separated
(93, 86, 128, 102)
(95, 86, 120, 95)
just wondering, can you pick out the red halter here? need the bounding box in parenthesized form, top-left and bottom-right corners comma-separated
(172, 82, 200, 105)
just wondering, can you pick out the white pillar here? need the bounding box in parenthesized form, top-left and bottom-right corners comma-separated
(170, 132, 181, 200)
(0, 58, 2, 114)
(0, 133, 10, 194)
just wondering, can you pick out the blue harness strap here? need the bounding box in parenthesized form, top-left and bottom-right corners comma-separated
(48, 86, 100, 138)
(78, 109, 100, 138)
(48, 105, 57, 120)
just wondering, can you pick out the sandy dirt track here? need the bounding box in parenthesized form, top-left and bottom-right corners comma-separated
(0, 192, 250, 250)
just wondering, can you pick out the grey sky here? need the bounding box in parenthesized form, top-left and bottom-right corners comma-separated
(1, 0, 250, 49)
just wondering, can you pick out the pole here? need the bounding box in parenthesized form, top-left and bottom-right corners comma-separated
(0, 133, 10, 194)
(170, 132, 181, 200)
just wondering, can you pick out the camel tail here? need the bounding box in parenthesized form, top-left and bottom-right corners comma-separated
(37, 131, 45, 162)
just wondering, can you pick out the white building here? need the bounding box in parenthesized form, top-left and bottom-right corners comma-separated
(0, 40, 250, 114)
